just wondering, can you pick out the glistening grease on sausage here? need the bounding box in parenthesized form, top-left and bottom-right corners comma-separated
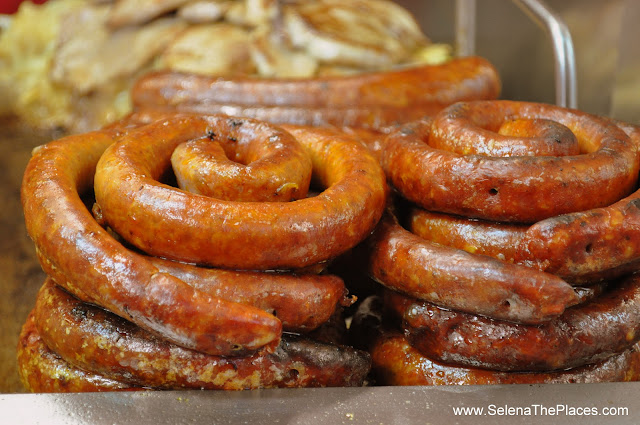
(17, 312, 140, 393)
(385, 272, 640, 372)
(94, 116, 387, 270)
(132, 57, 501, 130)
(381, 102, 640, 283)
(170, 129, 312, 202)
(360, 101, 640, 385)
(350, 296, 640, 386)
(148, 257, 352, 332)
(367, 211, 577, 324)
(369, 329, 640, 386)
(22, 130, 282, 356)
(382, 101, 639, 223)
(33, 280, 371, 390)
(23, 113, 387, 362)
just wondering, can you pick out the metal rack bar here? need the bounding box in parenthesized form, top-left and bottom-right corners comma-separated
(454, 0, 578, 108)
(512, 0, 578, 108)
(455, 0, 476, 57)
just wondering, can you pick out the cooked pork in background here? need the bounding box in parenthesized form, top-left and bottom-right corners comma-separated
(0, 0, 451, 133)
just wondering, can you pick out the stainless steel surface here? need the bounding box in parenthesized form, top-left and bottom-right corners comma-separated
(398, 0, 639, 123)
(2, 383, 640, 424)
(455, 0, 578, 108)
(511, 0, 578, 108)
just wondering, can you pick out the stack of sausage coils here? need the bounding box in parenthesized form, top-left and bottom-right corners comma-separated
(355, 100, 640, 385)
(30, 55, 629, 391)
(18, 57, 503, 392)
(19, 114, 391, 391)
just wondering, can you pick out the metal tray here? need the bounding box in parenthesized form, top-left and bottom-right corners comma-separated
(2, 383, 640, 424)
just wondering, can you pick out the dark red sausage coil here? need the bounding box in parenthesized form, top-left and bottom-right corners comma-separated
(385, 273, 640, 372)
(17, 313, 140, 393)
(18, 280, 371, 391)
(350, 296, 640, 386)
(382, 101, 639, 224)
(371, 330, 640, 386)
(94, 116, 387, 270)
(367, 211, 577, 324)
(362, 100, 640, 385)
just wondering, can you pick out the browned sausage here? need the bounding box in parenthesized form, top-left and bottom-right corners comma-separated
(170, 127, 312, 201)
(408, 207, 527, 262)
(514, 120, 640, 281)
(349, 296, 640, 386)
(132, 57, 501, 130)
(382, 101, 639, 223)
(431, 117, 581, 157)
(385, 272, 640, 372)
(34, 280, 371, 390)
(369, 329, 640, 386)
(114, 108, 391, 166)
(149, 257, 352, 332)
(17, 312, 140, 392)
(367, 211, 577, 324)
(22, 129, 282, 356)
(94, 116, 387, 269)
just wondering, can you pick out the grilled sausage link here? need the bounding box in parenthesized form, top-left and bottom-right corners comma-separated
(367, 211, 577, 324)
(350, 296, 640, 386)
(385, 272, 640, 372)
(131, 57, 501, 130)
(370, 329, 640, 386)
(17, 312, 140, 392)
(382, 106, 640, 283)
(34, 280, 371, 390)
(22, 129, 282, 357)
(22, 113, 385, 359)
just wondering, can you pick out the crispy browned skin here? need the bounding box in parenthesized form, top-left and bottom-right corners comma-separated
(367, 212, 577, 324)
(349, 296, 640, 385)
(408, 207, 527, 262)
(409, 207, 640, 286)
(170, 128, 312, 201)
(382, 101, 639, 223)
(34, 280, 371, 390)
(21, 129, 282, 356)
(369, 329, 640, 386)
(385, 272, 640, 372)
(149, 257, 351, 332)
(132, 57, 501, 130)
(432, 117, 581, 157)
(17, 312, 140, 392)
(387, 119, 640, 284)
(95, 116, 387, 269)
(116, 108, 391, 166)
(38, 248, 346, 333)
(515, 121, 640, 282)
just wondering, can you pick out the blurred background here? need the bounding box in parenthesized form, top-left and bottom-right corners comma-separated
(398, 0, 640, 124)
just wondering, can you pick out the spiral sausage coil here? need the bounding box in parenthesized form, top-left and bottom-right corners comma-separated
(359, 100, 640, 385)
(18, 113, 387, 391)
(18, 57, 507, 391)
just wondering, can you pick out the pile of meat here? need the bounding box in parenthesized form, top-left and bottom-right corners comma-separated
(16, 50, 502, 392)
(18, 113, 388, 391)
(351, 101, 640, 385)
(0, 0, 448, 133)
